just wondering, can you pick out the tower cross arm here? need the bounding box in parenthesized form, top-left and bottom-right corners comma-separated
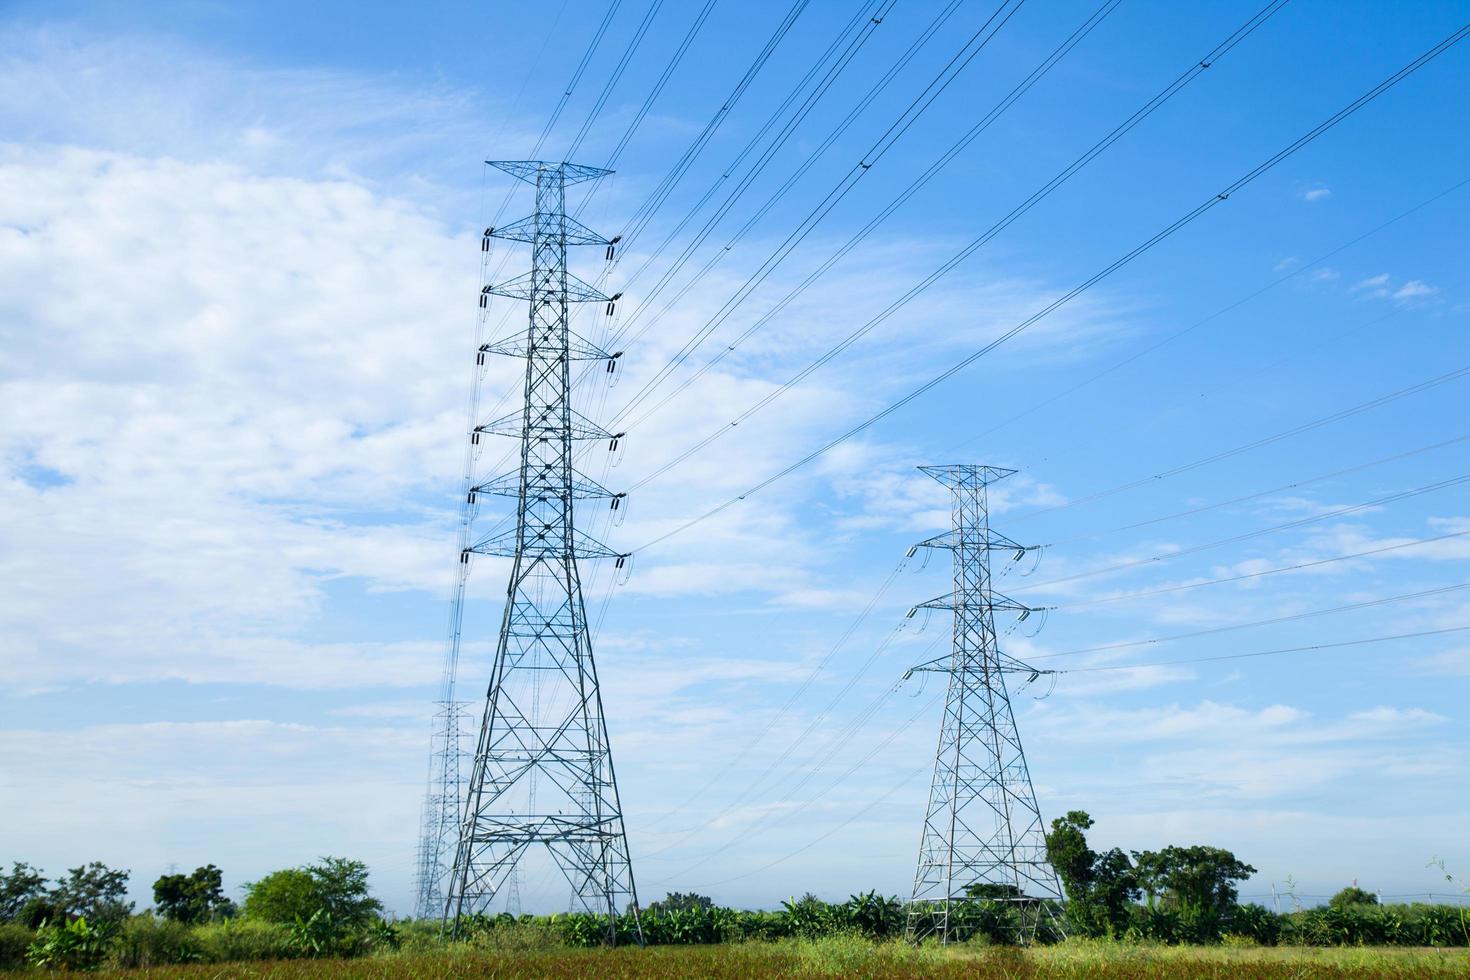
(481, 330, 619, 362)
(485, 271, 612, 304)
(487, 213, 611, 246)
(486, 160, 613, 185)
(905, 591, 1048, 618)
(902, 651, 1056, 679)
(907, 528, 1037, 555)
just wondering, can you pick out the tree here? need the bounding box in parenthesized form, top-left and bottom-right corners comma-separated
(50, 863, 133, 925)
(153, 864, 235, 924)
(1131, 845, 1256, 916)
(242, 858, 380, 927)
(242, 869, 319, 924)
(1044, 811, 1139, 936)
(304, 858, 381, 928)
(645, 892, 713, 914)
(0, 863, 48, 923)
(1329, 885, 1378, 908)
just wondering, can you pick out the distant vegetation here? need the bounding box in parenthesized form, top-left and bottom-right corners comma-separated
(1, 823, 1466, 972)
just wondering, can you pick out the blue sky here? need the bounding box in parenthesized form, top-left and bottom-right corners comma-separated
(1, 0, 1467, 917)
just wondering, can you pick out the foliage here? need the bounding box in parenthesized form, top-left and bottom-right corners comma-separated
(26, 916, 115, 971)
(241, 857, 381, 934)
(190, 917, 296, 962)
(1331, 885, 1380, 908)
(1279, 901, 1470, 948)
(0, 922, 33, 970)
(50, 863, 134, 926)
(1045, 810, 1140, 937)
(302, 857, 382, 928)
(642, 891, 712, 915)
(242, 869, 318, 924)
(107, 914, 203, 968)
(289, 909, 344, 958)
(152, 865, 235, 924)
(0, 864, 47, 925)
(1132, 845, 1256, 924)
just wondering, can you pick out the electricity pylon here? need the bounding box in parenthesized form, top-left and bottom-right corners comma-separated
(439, 160, 641, 943)
(904, 464, 1063, 945)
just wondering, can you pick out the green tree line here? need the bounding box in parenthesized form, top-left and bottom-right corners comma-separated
(2, 825, 1466, 970)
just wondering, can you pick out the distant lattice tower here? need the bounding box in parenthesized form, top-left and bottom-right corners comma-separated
(430, 160, 641, 943)
(904, 464, 1063, 944)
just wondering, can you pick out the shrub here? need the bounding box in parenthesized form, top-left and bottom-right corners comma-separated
(27, 916, 115, 971)
(0, 923, 33, 969)
(192, 917, 296, 962)
(108, 915, 203, 968)
(462, 917, 564, 952)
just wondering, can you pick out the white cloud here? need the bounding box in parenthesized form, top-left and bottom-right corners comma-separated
(1349, 272, 1441, 307)
(1347, 706, 1448, 725)
(1301, 187, 1332, 202)
(1392, 279, 1438, 302)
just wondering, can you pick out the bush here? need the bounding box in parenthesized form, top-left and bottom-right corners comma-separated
(27, 916, 115, 971)
(108, 915, 203, 968)
(0, 923, 33, 969)
(192, 917, 296, 962)
(462, 917, 565, 952)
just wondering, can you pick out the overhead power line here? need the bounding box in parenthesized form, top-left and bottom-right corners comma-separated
(1060, 625, 1470, 674)
(1014, 472, 1470, 594)
(610, 0, 1144, 430)
(619, 0, 1288, 489)
(940, 174, 1470, 457)
(1058, 528, 1470, 610)
(607, 0, 965, 353)
(1043, 432, 1470, 547)
(628, 22, 1470, 552)
(1034, 582, 1470, 662)
(605, 0, 1042, 415)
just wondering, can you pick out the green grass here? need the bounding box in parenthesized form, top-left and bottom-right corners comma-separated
(67, 937, 1470, 979)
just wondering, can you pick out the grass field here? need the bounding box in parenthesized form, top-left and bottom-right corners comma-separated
(77, 937, 1470, 979)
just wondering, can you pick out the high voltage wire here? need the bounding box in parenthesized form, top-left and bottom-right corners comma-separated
(1013, 472, 1470, 594)
(1042, 433, 1470, 547)
(566, 0, 666, 159)
(640, 621, 941, 852)
(647, 685, 945, 878)
(940, 175, 1470, 457)
(608, 0, 1132, 430)
(626, 22, 1470, 552)
(638, 554, 914, 832)
(618, 0, 1294, 497)
(607, 0, 1039, 426)
(690, 624, 1470, 886)
(617, 0, 814, 245)
(467, 0, 810, 474)
(473, 0, 820, 432)
(1059, 625, 1470, 674)
(606, 0, 930, 344)
(640, 486, 1468, 866)
(604, 0, 721, 168)
(1057, 529, 1470, 610)
(1033, 582, 1470, 662)
(1008, 365, 1470, 529)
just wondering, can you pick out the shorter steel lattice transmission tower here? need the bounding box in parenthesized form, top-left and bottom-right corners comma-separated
(903, 464, 1064, 945)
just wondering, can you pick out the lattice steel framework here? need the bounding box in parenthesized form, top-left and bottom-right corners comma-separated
(905, 464, 1063, 945)
(434, 160, 641, 942)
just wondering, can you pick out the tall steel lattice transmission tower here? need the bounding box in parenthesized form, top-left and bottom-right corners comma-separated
(418, 160, 641, 942)
(903, 464, 1063, 945)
